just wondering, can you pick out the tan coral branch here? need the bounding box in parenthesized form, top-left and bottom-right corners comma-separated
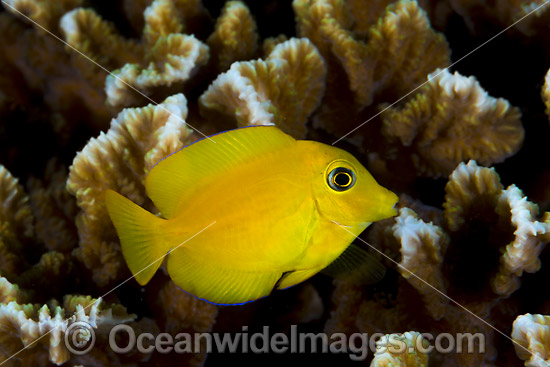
(492, 186, 550, 296)
(382, 69, 524, 177)
(442, 160, 550, 297)
(370, 331, 430, 367)
(60, 5, 209, 108)
(207, 1, 259, 72)
(393, 207, 449, 320)
(60, 8, 142, 70)
(512, 314, 550, 367)
(67, 94, 194, 286)
(542, 67, 550, 119)
(294, 0, 450, 107)
(443, 160, 504, 231)
(0, 277, 135, 365)
(2, 0, 84, 31)
(105, 34, 209, 107)
(199, 37, 326, 138)
(0, 165, 33, 239)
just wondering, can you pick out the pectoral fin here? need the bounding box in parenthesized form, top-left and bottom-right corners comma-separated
(321, 243, 386, 284)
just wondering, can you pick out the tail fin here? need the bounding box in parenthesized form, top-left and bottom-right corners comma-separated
(105, 189, 170, 285)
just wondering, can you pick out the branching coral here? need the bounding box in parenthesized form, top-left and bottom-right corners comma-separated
(67, 93, 194, 286)
(0, 165, 33, 278)
(0, 277, 135, 366)
(206, 1, 259, 73)
(59, 8, 143, 75)
(393, 207, 449, 320)
(199, 37, 326, 138)
(421, 0, 550, 36)
(0, 165, 33, 241)
(105, 33, 208, 107)
(512, 314, 550, 367)
(443, 159, 505, 231)
(543, 68, 550, 119)
(60, 1, 209, 108)
(382, 69, 524, 177)
(0, 5, 112, 140)
(294, 0, 450, 135)
(492, 186, 550, 296)
(370, 331, 429, 367)
(2, 0, 83, 31)
(442, 161, 550, 297)
(0, 162, 86, 303)
(156, 282, 218, 366)
(27, 160, 79, 253)
(326, 160, 550, 365)
(1, 1, 549, 366)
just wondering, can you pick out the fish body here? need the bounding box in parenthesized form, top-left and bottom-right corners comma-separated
(105, 126, 397, 305)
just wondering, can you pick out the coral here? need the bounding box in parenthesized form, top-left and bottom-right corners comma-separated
(59, 8, 143, 76)
(0, 155, 215, 366)
(105, 33, 208, 107)
(421, 0, 550, 36)
(0, 277, 135, 366)
(289, 284, 324, 324)
(1, 1, 550, 366)
(2, 0, 83, 31)
(67, 94, 194, 286)
(206, 1, 259, 73)
(381, 69, 524, 177)
(443, 161, 505, 231)
(543, 68, 550, 119)
(326, 160, 550, 365)
(346, 0, 396, 37)
(199, 37, 326, 138)
(0, 8, 111, 138)
(0, 165, 33, 241)
(122, 0, 153, 33)
(0, 165, 33, 278)
(156, 281, 218, 366)
(393, 207, 449, 320)
(512, 314, 550, 367)
(492, 186, 550, 296)
(157, 281, 218, 335)
(59, 1, 209, 108)
(442, 161, 550, 296)
(294, 0, 450, 136)
(370, 331, 429, 367)
(27, 160, 79, 252)
(0, 277, 25, 305)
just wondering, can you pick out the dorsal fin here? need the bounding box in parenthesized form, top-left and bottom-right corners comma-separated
(145, 125, 296, 218)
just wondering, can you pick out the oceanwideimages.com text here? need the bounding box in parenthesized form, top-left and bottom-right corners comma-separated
(66, 322, 486, 360)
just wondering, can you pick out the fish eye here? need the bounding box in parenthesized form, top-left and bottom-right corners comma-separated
(328, 167, 356, 191)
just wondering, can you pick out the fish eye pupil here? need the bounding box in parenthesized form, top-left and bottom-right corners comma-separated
(334, 172, 351, 186)
(328, 167, 355, 191)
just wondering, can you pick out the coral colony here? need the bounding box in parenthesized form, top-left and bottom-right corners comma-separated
(0, 0, 549, 366)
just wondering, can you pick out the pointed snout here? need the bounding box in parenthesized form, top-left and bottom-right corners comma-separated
(362, 187, 399, 223)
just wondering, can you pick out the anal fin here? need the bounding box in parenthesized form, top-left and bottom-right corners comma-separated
(167, 248, 282, 305)
(276, 267, 322, 290)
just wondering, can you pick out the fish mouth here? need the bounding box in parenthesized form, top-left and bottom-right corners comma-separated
(370, 191, 399, 222)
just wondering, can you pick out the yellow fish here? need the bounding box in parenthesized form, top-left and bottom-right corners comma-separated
(105, 126, 397, 305)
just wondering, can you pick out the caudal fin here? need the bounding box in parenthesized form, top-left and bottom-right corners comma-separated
(105, 189, 169, 285)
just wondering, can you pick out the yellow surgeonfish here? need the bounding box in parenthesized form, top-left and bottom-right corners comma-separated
(105, 126, 398, 305)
